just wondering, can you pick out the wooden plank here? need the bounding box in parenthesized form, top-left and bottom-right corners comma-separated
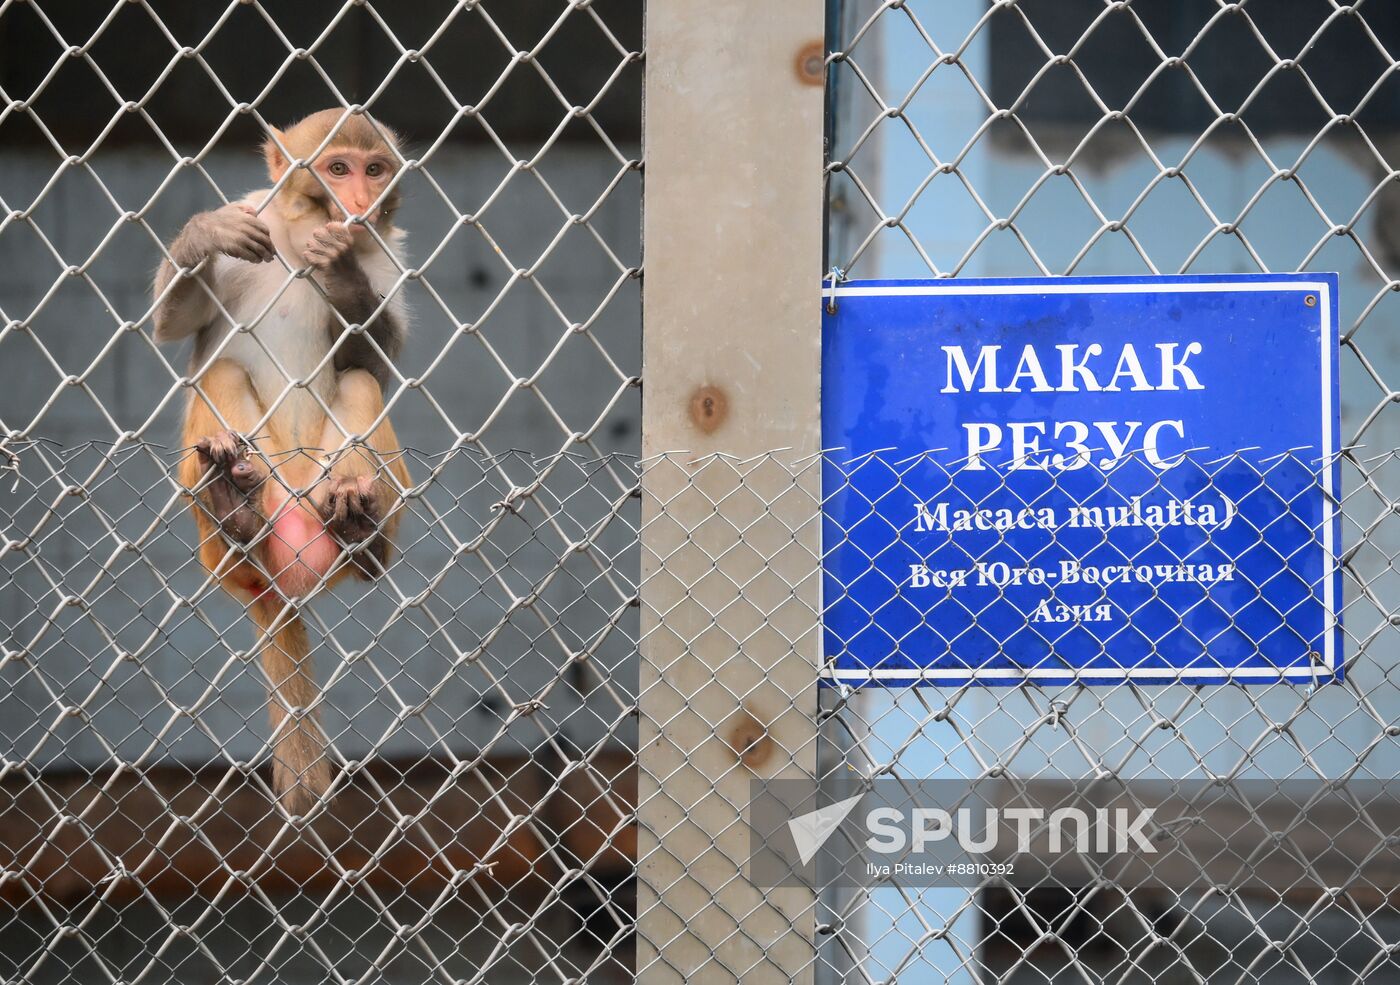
(0, 752, 634, 906)
(638, 3, 826, 983)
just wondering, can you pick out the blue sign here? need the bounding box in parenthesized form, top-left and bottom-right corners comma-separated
(822, 275, 1341, 686)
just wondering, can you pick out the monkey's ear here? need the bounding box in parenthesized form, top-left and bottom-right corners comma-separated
(263, 127, 289, 181)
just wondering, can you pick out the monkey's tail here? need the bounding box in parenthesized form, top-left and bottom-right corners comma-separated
(248, 597, 333, 814)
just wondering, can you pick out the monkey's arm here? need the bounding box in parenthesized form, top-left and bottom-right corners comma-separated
(303, 224, 405, 391)
(152, 204, 275, 343)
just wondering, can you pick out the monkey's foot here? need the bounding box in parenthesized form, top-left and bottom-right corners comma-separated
(319, 475, 390, 579)
(196, 430, 266, 544)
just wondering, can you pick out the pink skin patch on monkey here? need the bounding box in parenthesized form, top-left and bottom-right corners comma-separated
(233, 572, 268, 597)
(262, 488, 340, 598)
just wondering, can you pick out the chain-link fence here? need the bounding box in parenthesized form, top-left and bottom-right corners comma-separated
(633, 443, 1389, 982)
(6, 1, 1400, 983)
(823, 1, 1400, 981)
(2, 1, 641, 982)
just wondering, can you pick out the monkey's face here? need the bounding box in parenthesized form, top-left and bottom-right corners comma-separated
(311, 147, 398, 225)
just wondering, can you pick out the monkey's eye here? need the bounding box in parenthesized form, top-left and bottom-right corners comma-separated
(328, 161, 350, 177)
(366, 163, 384, 177)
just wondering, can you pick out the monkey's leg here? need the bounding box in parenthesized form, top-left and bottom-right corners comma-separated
(183, 365, 332, 811)
(179, 358, 274, 587)
(313, 369, 410, 579)
(249, 596, 332, 814)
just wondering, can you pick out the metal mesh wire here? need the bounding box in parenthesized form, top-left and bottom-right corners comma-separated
(1, 1, 640, 982)
(630, 444, 1395, 982)
(6, 0, 1400, 982)
(3, 440, 640, 983)
(823, 1, 1400, 981)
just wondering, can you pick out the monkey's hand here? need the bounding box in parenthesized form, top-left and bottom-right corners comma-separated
(177, 204, 275, 267)
(302, 222, 362, 277)
(304, 222, 400, 386)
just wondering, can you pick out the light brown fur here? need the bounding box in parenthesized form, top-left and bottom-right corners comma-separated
(158, 111, 411, 814)
(177, 359, 407, 813)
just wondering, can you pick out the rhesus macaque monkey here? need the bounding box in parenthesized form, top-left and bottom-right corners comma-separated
(152, 110, 410, 813)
